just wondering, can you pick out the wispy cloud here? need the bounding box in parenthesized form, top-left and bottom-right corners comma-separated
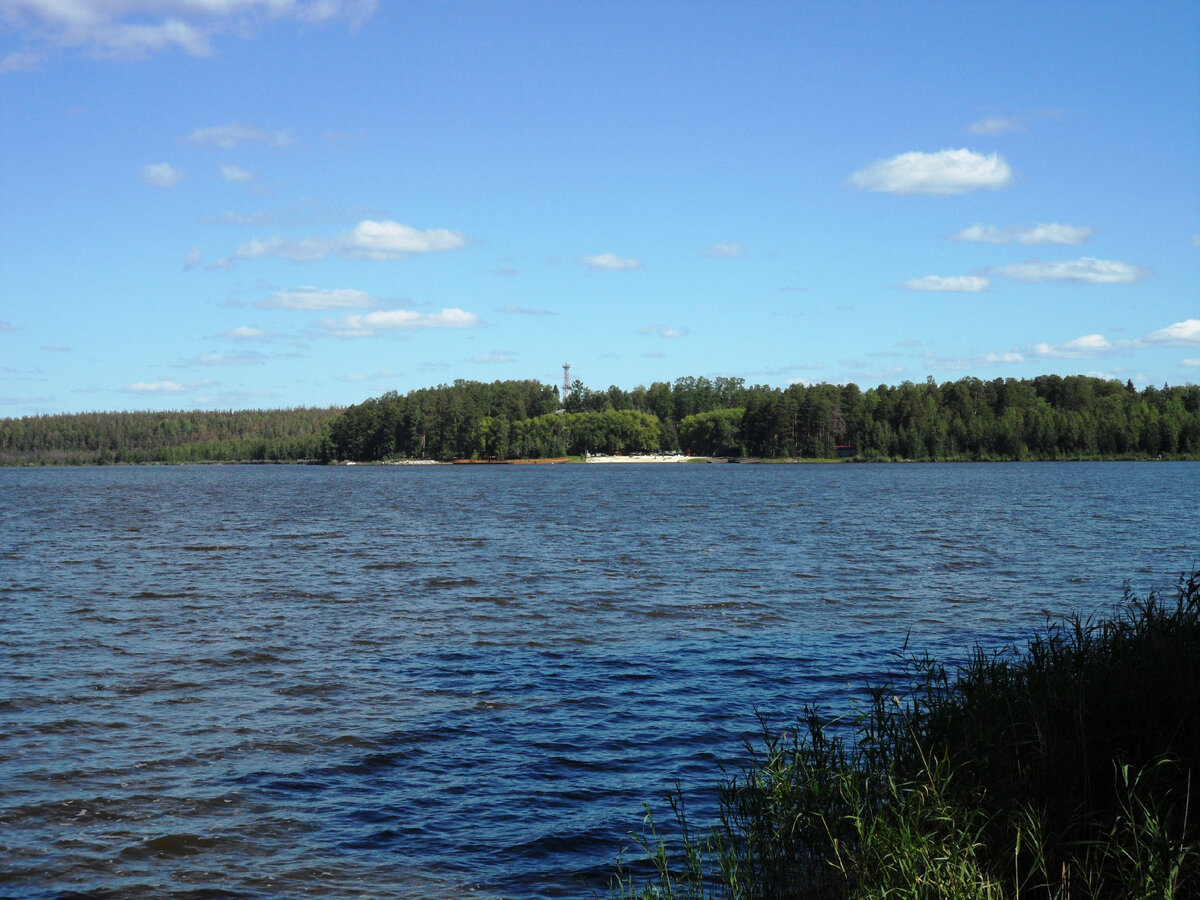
(4, 1, 377, 63)
(220, 163, 255, 183)
(126, 379, 187, 393)
(471, 351, 515, 364)
(200, 210, 276, 226)
(952, 223, 1095, 246)
(1, 50, 42, 72)
(224, 220, 468, 266)
(499, 305, 554, 316)
(902, 275, 989, 292)
(257, 287, 375, 310)
(699, 241, 745, 259)
(581, 252, 642, 271)
(321, 307, 480, 338)
(188, 123, 293, 150)
(0, 321, 15, 332)
(189, 351, 268, 366)
(219, 326, 278, 340)
(965, 116, 1024, 135)
(184, 247, 202, 270)
(987, 257, 1152, 284)
(639, 324, 691, 339)
(142, 162, 184, 187)
(849, 149, 1013, 195)
(979, 351, 1027, 365)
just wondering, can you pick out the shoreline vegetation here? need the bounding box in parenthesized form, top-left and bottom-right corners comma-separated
(2, 373, 1199, 466)
(612, 572, 1200, 899)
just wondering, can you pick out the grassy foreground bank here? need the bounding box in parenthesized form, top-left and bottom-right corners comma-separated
(613, 573, 1200, 899)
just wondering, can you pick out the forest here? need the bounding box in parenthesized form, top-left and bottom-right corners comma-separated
(3, 374, 1199, 465)
(0, 407, 339, 466)
(322, 373, 1200, 462)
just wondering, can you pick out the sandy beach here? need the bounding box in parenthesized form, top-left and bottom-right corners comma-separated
(582, 454, 715, 463)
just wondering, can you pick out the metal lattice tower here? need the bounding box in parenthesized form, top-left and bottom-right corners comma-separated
(561, 363, 571, 405)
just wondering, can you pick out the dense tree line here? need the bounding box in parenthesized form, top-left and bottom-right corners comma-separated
(323, 379, 562, 461)
(0, 407, 338, 465)
(4, 374, 1198, 465)
(324, 374, 1200, 462)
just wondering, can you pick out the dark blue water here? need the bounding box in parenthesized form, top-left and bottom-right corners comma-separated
(1, 462, 1197, 897)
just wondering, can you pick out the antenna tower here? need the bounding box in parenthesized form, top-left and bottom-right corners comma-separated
(561, 363, 571, 405)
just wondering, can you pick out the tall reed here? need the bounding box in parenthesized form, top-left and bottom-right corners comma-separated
(611, 572, 1199, 899)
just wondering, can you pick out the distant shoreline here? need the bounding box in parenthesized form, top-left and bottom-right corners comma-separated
(4, 455, 1194, 468)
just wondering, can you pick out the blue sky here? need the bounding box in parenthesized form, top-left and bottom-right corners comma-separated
(2, 1, 1197, 416)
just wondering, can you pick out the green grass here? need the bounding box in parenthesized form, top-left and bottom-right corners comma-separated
(612, 572, 1200, 899)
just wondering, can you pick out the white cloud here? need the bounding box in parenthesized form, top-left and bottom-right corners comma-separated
(849, 148, 1013, 195)
(220, 163, 254, 183)
(700, 241, 745, 259)
(1144, 319, 1200, 346)
(231, 237, 322, 262)
(902, 275, 989, 292)
(639, 324, 691, 339)
(471, 352, 514, 364)
(1032, 334, 1115, 358)
(988, 257, 1152, 284)
(338, 220, 466, 260)
(3, 1, 377, 62)
(499, 305, 554, 316)
(225, 220, 468, 266)
(581, 252, 642, 271)
(1181, 359, 1200, 368)
(321, 307, 480, 337)
(980, 320, 1200, 369)
(952, 223, 1095, 246)
(188, 123, 293, 149)
(258, 287, 375, 310)
(126, 379, 186, 393)
(184, 246, 202, 270)
(142, 162, 184, 187)
(220, 326, 276, 340)
(965, 116, 1024, 136)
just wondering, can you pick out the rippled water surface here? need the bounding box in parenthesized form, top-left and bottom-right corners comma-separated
(2, 462, 1198, 897)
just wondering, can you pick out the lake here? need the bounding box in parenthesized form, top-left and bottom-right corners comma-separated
(1, 462, 1197, 897)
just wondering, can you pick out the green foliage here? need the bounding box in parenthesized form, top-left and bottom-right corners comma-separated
(678, 408, 745, 457)
(325, 379, 560, 461)
(612, 573, 1200, 899)
(10, 373, 1198, 465)
(321, 374, 1200, 462)
(0, 407, 338, 465)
